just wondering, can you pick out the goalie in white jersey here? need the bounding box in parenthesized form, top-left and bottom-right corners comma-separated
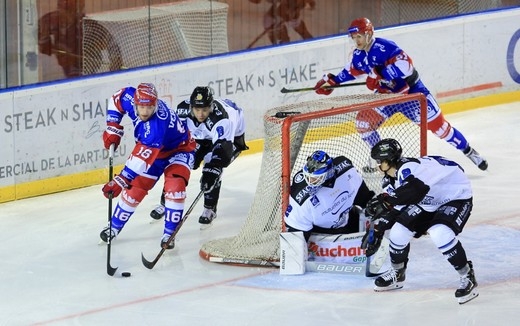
(364, 138, 478, 304)
(284, 150, 375, 241)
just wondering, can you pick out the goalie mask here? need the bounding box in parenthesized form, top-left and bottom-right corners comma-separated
(303, 150, 334, 188)
(371, 138, 403, 166)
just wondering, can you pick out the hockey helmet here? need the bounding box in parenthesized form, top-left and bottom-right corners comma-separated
(371, 138, 403, 165)
(348, 17, 374, 36)
(190, 86, 214, 108)
(134, 83, 158, 107)
(303, 150, 334, 188)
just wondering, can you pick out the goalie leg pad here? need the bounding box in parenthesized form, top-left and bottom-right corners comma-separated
(279, 232, 307, 275)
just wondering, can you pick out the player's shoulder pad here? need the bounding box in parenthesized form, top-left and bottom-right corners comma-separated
(114, 87, 136, 107)
(290, 170, 313, 205)
(332, 155, 355, 176)
(204, 100, 229, 129)
(176, 99, 191, 118)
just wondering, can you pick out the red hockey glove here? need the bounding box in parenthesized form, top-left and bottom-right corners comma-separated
(314, 73, 338, 95)
(103, 123, 124, 150)
(102, 174, 130, 199)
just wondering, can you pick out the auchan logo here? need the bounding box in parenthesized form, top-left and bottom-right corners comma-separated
(308, 241, 365, 257)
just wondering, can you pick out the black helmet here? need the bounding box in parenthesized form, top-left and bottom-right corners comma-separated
(371, 138, 402, 164)
(190, 86, 213, 108)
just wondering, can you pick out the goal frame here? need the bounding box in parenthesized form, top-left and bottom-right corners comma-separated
(200, 92, 428, 266)
(277, 93, 428, 230)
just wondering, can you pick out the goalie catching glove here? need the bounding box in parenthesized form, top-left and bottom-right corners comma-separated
(200, 165, 222, 193)
(103, 122, 124, 150)
(365, 193, 393, 220)
(102, 174, 131, 198)
(314, 73, 338, 95)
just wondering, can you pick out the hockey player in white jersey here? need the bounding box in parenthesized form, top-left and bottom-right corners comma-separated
(150, 86, 248, 227)
(284, 150, 375, 241)
(363, 138, 478, 304)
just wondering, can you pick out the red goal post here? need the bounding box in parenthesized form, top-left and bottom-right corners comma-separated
(199, 93, 427, 266)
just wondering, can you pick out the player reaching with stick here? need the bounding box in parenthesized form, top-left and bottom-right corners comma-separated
(150, 86, 248, 228)
(364, 138, 478, 304)
(314, 17, 488, 171)
(100, 83, 196, 249)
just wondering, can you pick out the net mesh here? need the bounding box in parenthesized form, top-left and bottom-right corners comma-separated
(82, 0, 229, 74)
(200, 93, 427, 264)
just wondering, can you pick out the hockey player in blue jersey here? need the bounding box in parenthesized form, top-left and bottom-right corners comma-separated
(314, 17, 487, 171)
(362, 138, 478, 304)
(149, 86, 248, 227)
(100, 83, 196, 249)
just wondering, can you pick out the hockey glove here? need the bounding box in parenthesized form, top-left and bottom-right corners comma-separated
(361, 228, 384, 257)
(365, 193, 393, 220)
(200, 165, 222, 193)
(102, 174, 130, 198)
(103, 122, 124, 150)
(314, 73, 338, 95)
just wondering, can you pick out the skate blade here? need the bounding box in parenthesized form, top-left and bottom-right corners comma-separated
(457, 290, 479, 304)
(374, 283, 404, 292)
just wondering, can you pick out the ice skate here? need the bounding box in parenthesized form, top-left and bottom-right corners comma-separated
(374, 267, 406, 291)
(160, 233, 175, 250)
(464, 146, 488, 171)
(199, 206, 217, 229)
(362, 157, 379, 173)
(150, 204, 165, 220)
(455, 261, 479, 304)
(99, 226, 119, 243)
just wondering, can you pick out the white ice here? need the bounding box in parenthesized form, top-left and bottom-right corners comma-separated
(1, 102, 519, 326)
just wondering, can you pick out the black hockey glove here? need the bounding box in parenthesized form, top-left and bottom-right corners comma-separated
(200, 165, 222, 193)
(361, 228, 384, 257)
(365, 193, 393, 220)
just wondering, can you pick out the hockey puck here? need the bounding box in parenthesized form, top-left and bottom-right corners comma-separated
(121, 272, 131, 277)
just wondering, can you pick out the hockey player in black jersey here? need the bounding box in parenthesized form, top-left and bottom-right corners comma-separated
(150, 86, 248, 228)
(363, 138, 478, 304)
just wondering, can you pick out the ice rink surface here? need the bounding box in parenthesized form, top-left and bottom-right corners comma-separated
(1, 102, 519, 326)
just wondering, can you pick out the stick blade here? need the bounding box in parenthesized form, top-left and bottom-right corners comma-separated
(280, 87, 290, 93)
(141, 252, 159, 270)
(107, 264, 118, 276)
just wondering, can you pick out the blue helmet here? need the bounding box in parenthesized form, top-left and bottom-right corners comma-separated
(303, 150, 334, 188)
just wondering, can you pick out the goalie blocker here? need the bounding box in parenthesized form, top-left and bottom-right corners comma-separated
(279, 231, 389, 276)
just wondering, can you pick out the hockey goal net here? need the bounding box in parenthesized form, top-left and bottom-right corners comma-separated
(82, 0, 229, 74)
(199, 93, 427, 266)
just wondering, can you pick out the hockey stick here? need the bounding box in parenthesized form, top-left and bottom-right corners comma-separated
(280, 81, 366, 94)
(106, 144, 118, 276)
(362, 219, 387, 277)
(209, 256, 280, 267)
(141, 190, 204, 269)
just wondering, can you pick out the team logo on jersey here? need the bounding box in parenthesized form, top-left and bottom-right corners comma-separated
(294, 172, 305, 183)
(399, 168, 412, 184)
(216, 126, 224, 137)
(310, 195, 320, 207)
(156, 103, 168, 120)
